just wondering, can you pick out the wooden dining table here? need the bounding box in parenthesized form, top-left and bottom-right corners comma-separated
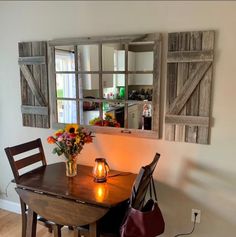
(15, 162, 136, 237)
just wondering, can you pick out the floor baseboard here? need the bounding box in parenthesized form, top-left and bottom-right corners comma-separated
(0, 199, 21, 214)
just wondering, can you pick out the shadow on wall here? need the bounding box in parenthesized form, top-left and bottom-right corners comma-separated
(178, 159, 236, 225)
(156, 181, 235, 237)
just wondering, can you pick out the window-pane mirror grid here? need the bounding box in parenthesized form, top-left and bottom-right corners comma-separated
(55, 46, 75, 72)
(56, 74, 76, 99)
(57, 99, 77, 124)
(51, 33, 161, 138)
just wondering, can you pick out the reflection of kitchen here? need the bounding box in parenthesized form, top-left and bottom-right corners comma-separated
(80, 43, 153, 130)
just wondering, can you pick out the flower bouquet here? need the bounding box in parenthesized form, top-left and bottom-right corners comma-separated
(89, 113, 120, 127)
(47, 124, 93, 176)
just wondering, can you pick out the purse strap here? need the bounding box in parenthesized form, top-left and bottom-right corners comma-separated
(149, 176, 158, 201)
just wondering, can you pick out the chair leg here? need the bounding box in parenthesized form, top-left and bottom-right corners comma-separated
(53, 224, 63, 237)
(20, 199, 27, 237)
(48, 225, 53, 233)
(73, 227, 81, 237)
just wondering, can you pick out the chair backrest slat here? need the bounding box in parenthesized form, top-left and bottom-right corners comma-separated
(6, 139, 44, 156)
(130, 153, 160, 210)
(5, 138, 47, 183)
(15, 153, 43, 170)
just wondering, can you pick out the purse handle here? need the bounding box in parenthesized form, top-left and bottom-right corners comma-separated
(149, 176, 158, 201)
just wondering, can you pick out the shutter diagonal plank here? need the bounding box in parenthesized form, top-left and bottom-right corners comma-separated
(168, 62, 212, 115)
(20, 64, 47, 106)
(19, 41, 49, 128)
(165, 31, 214, 144)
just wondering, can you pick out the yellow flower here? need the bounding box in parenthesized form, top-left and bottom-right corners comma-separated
(65, 124, 79, 134)
(76, 136, 81, 144)
(105, 113, 114, 120)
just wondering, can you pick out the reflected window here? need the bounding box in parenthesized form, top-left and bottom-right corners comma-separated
(51, 33, 161, 137)
(55, 46, 75, 72)
(77, 45, 99, 71)
(57, 100, 77, 123)
(56, 74, 76, 98)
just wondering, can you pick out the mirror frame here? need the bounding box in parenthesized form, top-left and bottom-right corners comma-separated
(48, 33, 162, 139)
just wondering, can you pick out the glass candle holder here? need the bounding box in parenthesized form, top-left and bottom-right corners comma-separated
(93, 158, 109, 183)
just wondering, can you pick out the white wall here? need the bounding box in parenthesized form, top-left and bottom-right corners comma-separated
(0, 1, 236, 236)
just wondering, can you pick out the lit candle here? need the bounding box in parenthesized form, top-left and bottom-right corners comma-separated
(93, 158, 109, 183)
(98, 164, 103, 178)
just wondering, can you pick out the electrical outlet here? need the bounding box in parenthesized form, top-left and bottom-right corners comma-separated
(191, 209, 201, 223)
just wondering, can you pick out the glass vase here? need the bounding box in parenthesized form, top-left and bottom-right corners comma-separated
(65, 155, 77, 177)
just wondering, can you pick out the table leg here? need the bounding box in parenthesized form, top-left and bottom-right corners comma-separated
(26, 208, 37, 237)
(89, 222, 99, 237)
(53, 224, 63, 237)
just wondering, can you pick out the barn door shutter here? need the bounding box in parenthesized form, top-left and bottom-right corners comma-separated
(165, 31, 214, 144)
(18, 41, 50, 128)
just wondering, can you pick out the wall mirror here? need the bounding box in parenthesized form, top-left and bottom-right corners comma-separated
(49, 33, 162, 138)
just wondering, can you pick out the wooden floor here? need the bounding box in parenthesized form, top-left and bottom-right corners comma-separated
(0, 209, 75, 237)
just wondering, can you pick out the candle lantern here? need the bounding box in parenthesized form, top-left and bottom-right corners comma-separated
(93, 158, 109, 183)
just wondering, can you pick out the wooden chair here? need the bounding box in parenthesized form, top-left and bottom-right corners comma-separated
(75, 153, 161, 237)
(130, 152, 160, 210)
(4, 138, 61, 237)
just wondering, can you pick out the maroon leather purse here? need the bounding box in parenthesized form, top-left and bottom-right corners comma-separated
(120, 177, 165, 237)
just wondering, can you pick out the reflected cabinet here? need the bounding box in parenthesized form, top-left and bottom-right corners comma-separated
(49, 33, 162, 138)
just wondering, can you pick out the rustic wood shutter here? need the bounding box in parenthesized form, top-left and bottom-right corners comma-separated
(18, 41, 50, 128)
(165, 31, 214, 144)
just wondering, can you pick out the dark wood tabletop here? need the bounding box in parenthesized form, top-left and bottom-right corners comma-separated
(17, 162, 136, 208)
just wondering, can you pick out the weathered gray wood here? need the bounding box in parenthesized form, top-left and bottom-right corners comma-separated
(32, 42, 45, 128)
(165, 30, 214, 144)
(168, 62, 211, 115)
(167, 50, 213, 63)
(165, 115, 209, 126)
(152, 37, 162, 135)
(165, 33, 179, 141)
(124, 43, 129, 129)
(98, 43, 103, 122)
(56, 70, 153, 74)
(19, 41, 49, 128)
(19, 42, 35, 127)
(18, 56, 46, 65)
(74, 45, 81, 125)
(40, 42, 49, 128)
(185, 32, 202, 143)
(20, 64, 47, 106)
(198, 31, 214, 144)
(49, 33, 161, 47)
(48, 45, 57, 125)
(21, 105, 48, 115)
(175, 32, 190, 142)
